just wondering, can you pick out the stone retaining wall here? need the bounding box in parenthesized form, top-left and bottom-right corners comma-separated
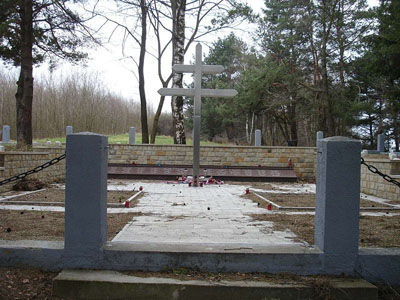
(0, 146, 66, 192)
(2, 144, 398, 201)
(360, 153, 400, 201)
(108, 144, 317, 180)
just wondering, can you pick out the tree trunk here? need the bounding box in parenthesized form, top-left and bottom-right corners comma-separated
(150, 94, 166, 144)
(139, 0, 149, 143)
(336, 0, 345, 86)
(15, 0, 34, 150)
(288, 100, 298, 146)
(319, 0, 336, 137)
(171, 0, 186, 144)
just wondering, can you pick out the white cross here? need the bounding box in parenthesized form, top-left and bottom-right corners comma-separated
(158, 43, 237, 186)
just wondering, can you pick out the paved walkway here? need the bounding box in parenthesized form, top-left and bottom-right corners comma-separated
(110, 180, 306, 247)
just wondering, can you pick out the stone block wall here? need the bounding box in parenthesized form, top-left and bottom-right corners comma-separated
(0, 146, 66, 192)
(108, 144, 317, 179)
(360, 153, 400, 201)
(0, 143, 399, 200)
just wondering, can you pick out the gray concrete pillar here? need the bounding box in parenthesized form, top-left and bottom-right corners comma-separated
(377, 133, 385, 152)
(316, 131, 323, 147)
(66, 126, 73, 136)
(255, 129, 261, 147)
(315, 136, 361, 273)
(64, 132, 108, 268)
(129, 127, 136, 145)
(2, 125, 10, 143)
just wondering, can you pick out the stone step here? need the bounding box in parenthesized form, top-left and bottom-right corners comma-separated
(53, 269, 378, 300)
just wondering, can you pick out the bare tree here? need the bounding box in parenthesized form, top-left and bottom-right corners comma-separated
(147, 0, 251, 143)
(89, 0, 152, 143)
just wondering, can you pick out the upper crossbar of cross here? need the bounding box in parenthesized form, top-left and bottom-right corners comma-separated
(158, 45, 238, 101)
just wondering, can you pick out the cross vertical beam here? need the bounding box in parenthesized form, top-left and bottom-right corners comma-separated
(193, 44, 202, 185)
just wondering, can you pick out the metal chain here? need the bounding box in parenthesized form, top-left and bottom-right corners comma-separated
(361, 157, 400, 188)
(0, 153, 66, 187)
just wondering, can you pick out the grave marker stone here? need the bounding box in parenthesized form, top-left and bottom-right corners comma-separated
(129, 127, 136, 145)
(255, 129, 261, 146)
(377, 133, 385, 152)
(316, 131, 323, 147)
(2, 125, 10, 143)
(66, 126, 73, 136)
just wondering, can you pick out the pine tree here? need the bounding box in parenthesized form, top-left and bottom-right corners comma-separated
(0, 0, 91, 148)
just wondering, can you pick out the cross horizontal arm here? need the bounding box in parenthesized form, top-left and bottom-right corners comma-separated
(173, 64, 225, 74)
(158, 88, 238, 98)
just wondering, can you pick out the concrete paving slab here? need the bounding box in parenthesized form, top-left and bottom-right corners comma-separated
(111, 181, 308, 247)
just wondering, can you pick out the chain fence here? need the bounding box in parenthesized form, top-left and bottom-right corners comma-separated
(361, 157, 400, 188)
(0, 152, 399, 190)
(0, 153, 66, 187)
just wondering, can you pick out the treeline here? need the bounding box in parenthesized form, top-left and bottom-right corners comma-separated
(0, 68, 173, 139)
(186, 0, 400, 150)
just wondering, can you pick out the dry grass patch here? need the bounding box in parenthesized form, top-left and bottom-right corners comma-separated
(0, 267, 61, 300)
(251, 213, 400, 248)
(0, 210, 140, 241)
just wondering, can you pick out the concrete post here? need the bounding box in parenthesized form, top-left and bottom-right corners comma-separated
(66, 126, 73, 136)
(129, 127, 136, 145)
(316, 131, 323, 147)
(315, 136, 361, 273)
(377, 133, 385, 152)
(64, 132, 108, 268)
(255, 129, 261, 147)
(2, 125, 10, 143)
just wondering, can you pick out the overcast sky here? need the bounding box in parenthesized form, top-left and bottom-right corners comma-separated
(3, 0, 379, 113)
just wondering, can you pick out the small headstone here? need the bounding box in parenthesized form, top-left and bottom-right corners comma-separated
(316, 131, 324, 147)
(66, 126, 73, 136)
(46, 141, 51, 145)
(129, 127, 136, 145)
(377, 133, 385, 152)
(55, 141, 61, 146)
(255, 129, 261, 146)
(2, 125, 10, 143)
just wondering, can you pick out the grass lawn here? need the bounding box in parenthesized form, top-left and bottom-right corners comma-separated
(34, 133, 229, 146)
